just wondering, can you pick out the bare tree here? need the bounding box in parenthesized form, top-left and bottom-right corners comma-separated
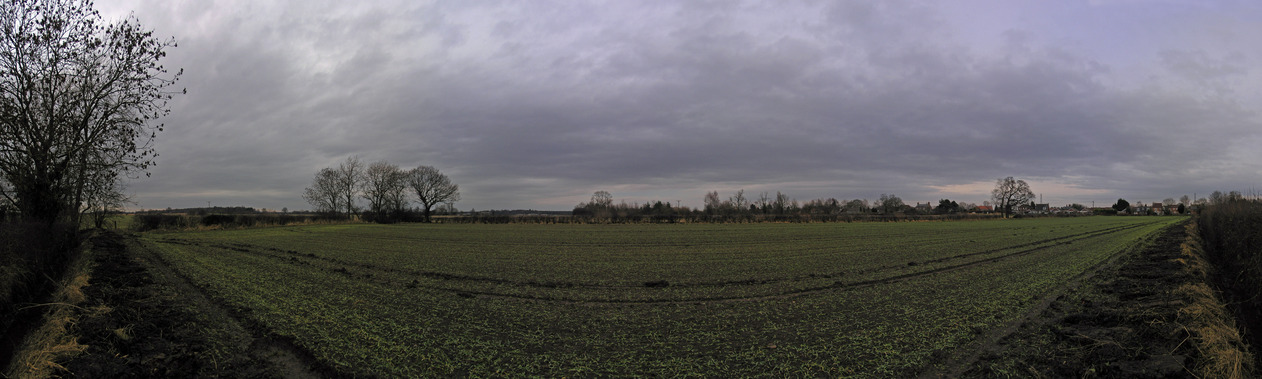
(0, 0, 182, 224)
(756, 192, 770, 213)
(703, 191, 722, 214)
(879, 194, 904, 214)
(406, 165, 460, 223)
(579, 191, 616, 219)
(82, 171, 129, 229)
(730, 189, 748, 211)
(843, 199, 868, 214)
(333, 156, 363, 216)
(774, 192, 790, 214)
(302, 168, 341, 214)
(1179, 195, 1191, 207)
(591, 191, 613, 208)
(991, 177, 1035, 218)
(362, 161, 408, 219)
(69, 148, 126, 227)
(1209, 191, 1225, 205)
(0, 177, 14, 219)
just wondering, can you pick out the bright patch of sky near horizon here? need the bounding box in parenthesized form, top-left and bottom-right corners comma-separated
(96, 0, 1262, 211)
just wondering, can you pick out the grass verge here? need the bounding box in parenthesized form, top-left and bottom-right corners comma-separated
(1179, 221, 1254, 378)
(2, 233, 93, 378)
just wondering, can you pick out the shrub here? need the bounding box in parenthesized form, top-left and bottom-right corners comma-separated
(1196, 199, 1262, 361)
(200, 214, 234, 227)
(133, 214, 193, 231)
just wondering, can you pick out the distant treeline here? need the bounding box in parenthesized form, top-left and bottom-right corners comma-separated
(555, 190, 1003, 223)
(132, 213, 347, 231)
(438, 212, 1005, 224)
(472, 209, 571, 216)
(134, 206, 266, 215)
(130, 206, 479, 230)
(433, 189, 1105, 224)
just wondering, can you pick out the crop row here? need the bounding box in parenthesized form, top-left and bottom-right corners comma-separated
(143, 217, 1180, 376)
(150, 217, 1159, 285)
(149, 218, 1166, 303)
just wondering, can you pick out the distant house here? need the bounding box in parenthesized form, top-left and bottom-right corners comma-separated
(1166, 204, 1180, 215)
(1052, 205, 1085, 215)
(1152, 202, 1165, 215)
(915, 202, 932, 212)
(1029, 203, 1050, 214)
(973, 205, 993, 213)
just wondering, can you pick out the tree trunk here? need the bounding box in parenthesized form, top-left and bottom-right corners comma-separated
(18, 177, 63, 225)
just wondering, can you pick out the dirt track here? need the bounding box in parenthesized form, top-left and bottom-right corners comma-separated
(60, 231, 330, 378)
(957, 221, 1201, 377)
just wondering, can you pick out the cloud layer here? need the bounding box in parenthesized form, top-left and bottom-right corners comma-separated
(97, 0, 1262, 210)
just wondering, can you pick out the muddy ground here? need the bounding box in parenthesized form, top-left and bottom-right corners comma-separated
(961, 221, 1202, 377)
(58, 231, 328, 378)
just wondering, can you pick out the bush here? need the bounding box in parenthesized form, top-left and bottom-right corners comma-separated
(200, 214, 234, 227)
(133, 214, 194, 231)
(1197, 199, 1262, 355)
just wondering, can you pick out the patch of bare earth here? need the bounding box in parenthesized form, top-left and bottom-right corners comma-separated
(57, 231, 332, 378)
(955, 220, 1250, 378)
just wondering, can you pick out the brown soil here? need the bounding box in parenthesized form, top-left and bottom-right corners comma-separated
(57, 231, 333, 378)
(957, 221, 1201, 378)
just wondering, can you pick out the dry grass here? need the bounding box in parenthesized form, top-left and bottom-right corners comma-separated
(1178, 222, 1255, 379)
(2, 242, 93, 379)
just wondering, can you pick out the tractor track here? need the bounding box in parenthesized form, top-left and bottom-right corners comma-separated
(128, 234, 341, 378)
(149, 220, 1163, 305)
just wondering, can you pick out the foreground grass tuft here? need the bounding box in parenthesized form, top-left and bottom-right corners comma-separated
(3, 236, 93, 378)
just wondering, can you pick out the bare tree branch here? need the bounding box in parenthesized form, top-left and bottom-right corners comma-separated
(406, 165, 459, 223)
(0, 0, 181, 224)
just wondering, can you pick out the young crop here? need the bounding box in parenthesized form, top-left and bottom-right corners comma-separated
(143, 217, 1181, 376)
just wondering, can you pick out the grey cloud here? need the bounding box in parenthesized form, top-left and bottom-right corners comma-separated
(99, 0, 1262, 210)
(403, 0, 1254, 206)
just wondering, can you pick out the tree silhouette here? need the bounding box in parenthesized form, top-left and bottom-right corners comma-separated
(0, 0, 182, 224)
(407, 165, 460, 223)
(991, 177, 1034, 218)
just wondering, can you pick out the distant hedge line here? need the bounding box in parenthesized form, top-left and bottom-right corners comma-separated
(132, 209, 1095, 229)
(435, 212, 1016, 224)
(132, 213, 348, 231)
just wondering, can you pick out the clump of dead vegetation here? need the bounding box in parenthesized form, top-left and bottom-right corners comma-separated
(1178, 221, 1254, 378)
(3, 236, 95, 378)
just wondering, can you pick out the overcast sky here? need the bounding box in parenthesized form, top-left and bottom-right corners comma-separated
(96, 0, 1262, 211)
